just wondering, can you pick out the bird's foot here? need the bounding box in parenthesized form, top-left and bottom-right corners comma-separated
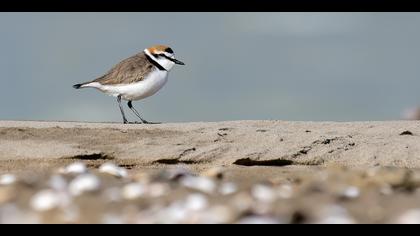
(124, 121, 142, 124)
(123, 120, 161, 124)
(141, 120, 161, 124)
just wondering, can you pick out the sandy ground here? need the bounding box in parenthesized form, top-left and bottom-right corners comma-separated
(1, 120, 420, 223)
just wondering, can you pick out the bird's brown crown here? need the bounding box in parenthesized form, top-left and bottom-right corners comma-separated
(147, 45, 173, 54)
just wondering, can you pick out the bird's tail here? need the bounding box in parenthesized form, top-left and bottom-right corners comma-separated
(73, 84, 83, 89)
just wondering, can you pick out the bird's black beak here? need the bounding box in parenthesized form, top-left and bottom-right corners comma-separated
(161, 54, 185, 65)
(173, 58, 185, 65)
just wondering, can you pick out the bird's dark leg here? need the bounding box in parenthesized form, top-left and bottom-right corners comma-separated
(117, 95, 128, 124)
(127, 101, 160, 124)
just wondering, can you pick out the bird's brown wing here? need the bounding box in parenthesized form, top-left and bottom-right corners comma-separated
(93, 52, 154, 85)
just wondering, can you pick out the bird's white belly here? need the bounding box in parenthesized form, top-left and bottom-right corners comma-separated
(99, 70, 168, 101)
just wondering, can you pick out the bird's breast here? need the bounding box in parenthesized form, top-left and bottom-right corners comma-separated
(119, 69, 169, 101)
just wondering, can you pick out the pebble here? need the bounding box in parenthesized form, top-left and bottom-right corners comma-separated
(102, 213, 125, 224)
(122, 183, 146, 200)
(183, 193, 209, 211)
(0, 204, 40, 224)
(394, 209, 420, 224)
(160, 167, 193, 181)
(339, 186, 360, 199)
(202, 167, 225, 180)
(194, 205, 234, 224)
(49, 175, 68, 192)
(99, 162, 128, 178)
(0, 187, 15, 204)
(159, 203, 189, 223)
(103, 187, 122, 202)
(379, 185, 393, 196)
(147, 183, 170, 197)
(3, 165, 420, 223)
(219, 182, 238, 195)
(60, 162, 87, 175)
(180, 176, 216, 194)
(0, 174, 17, 185)
(251, 184, 276, 203)
(276, 184, 293, 199)
(30, 190, 64, 212)
(231, 192, 254, 212)
(68, 174, 101, 196)
(61, 205, 80, 223)
(237, 216, 280, 224)
(315, 205, 356, 224)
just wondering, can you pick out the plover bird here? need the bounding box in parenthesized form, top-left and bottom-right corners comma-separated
(73, 45, 185, 124)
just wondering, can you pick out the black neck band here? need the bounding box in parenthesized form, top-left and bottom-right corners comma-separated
(145, 53, 167, 71)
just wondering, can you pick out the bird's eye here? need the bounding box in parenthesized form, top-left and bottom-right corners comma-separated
(165, 48, 174, 54)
